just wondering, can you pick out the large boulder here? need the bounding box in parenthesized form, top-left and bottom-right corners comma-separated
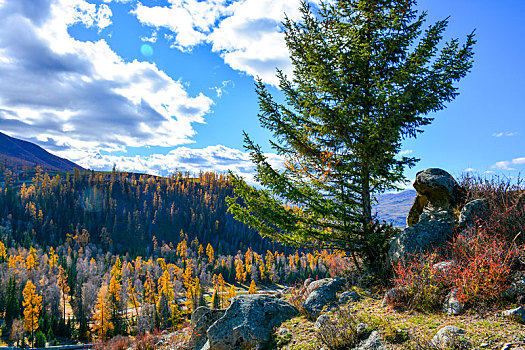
(303, 278, 346, 319)
(189, 307, 226, 350)
(431, 326, 468, 349)
(458, 198, 488, 229)
(206, 294, 298, 350)
(389, 168, 462, 265)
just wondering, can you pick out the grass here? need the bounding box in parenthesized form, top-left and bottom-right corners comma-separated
(276, 290, 525, 350)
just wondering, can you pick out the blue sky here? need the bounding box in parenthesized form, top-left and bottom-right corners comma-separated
(0, 0, 523, 186)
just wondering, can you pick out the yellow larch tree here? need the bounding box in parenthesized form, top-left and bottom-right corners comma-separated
(23, 280, 42, 348)
(57, 266, 70, 320)
(26, 247, 38, 271)
(126, 278, 140, 322)
(48, 247, 58, 268)
(248, 280, 257, 294)
(93, 284, 114, 340)
(206, 243, 214, 263)
(0, 241, 7, 262)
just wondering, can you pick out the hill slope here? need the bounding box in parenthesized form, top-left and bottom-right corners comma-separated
(373, 189, 416, 227)
(0, 131, 83, 171)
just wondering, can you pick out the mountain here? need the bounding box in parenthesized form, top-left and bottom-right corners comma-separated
(0, 131, 83, 171)
(373, 189, 416, 227)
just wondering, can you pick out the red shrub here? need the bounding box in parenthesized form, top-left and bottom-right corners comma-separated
(449, 229, 521, 305)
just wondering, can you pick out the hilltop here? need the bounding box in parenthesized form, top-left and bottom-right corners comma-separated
(0, 131, 83, 171)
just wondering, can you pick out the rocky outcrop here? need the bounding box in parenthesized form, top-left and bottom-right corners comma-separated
(458, 198, 488, 229)
(431, 326, 467, 349)
(502, 306, 525, 324)
(189, 307, 226, 350)
(339, 291, 361, 305)
(380, 287, 407, 307)
(388, 168, 463, 265)
(303, 278, 346, 319)
(443, 289, 464, 316)
(206, 294, 298, 350)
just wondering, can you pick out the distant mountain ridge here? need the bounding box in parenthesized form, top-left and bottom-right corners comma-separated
(0, 131, 83, 171)
(373, 189, 416, 227)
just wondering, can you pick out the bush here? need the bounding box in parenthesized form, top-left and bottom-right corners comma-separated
(449, 229, 521, 305)
(34, 330, 46, 348)
(315, 307, 360, 350)
(392, 252, 450, 311)
(391, 176, 525, 310)
(95, 335, 132, 350)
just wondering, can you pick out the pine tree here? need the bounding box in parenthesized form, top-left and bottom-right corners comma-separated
(227, 0, 475, 271)
(211, 289, 220, 309)
(23, 280, 42, 348)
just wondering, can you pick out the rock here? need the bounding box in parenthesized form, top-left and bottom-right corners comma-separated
(206, 294, 298, 350)
(504, 273, 525, 302)
(304, 278, 314, 288)
(339, 291, 361, 305)
(431, 326, 467, 349)
(443, 289, 464, 315)
(388, 168, 461, 265)
(306, 277, 346, 296)
(407, 193, 428, 227)
(356, 323, 370, 335)
(355, 330, 386, 350)
(188, 307, 226, 350)
(314, 314, 331, 330)
(380, 287, 407, 307)
(502, 306, 525, 324)
(303, 278, 346, 319)
(458, 198, 488, 228)
(433, 260, 456, 279)
(413, 168, 464, 210)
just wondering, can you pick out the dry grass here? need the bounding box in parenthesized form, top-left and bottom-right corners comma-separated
(276, 291, 525, 350)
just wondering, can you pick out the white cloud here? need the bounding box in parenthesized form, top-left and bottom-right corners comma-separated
(493, 131, 518, 137)
(464, 168, 475, 172)
(141, 30, 158, 43)
(210, 80, 234, 98)
(132, 0, 229, 51)
(58, 145, 284, 184)
(0, 0, 213, 154)
(399, 149, 413, 156)
(132, 0, 322, 85)
(490, 157, 525, 171)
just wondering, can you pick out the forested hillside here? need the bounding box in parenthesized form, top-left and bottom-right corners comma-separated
(0, 168, 285, 256)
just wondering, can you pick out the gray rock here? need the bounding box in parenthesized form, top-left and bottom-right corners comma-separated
(433, 260, 456, 275)
(355, 331, 386, 350)
(206, 294, 298, 350)
(356, 323, 370, 335)
(502, 306, 525, 324)
(306, 277, 346, 296)
(413, 168, 464, 210)
(189, 307, 226, 350)
(380, 287, 407, 307)
(431, 326, 467, 349)
(200, 340, 210, 350)
(504, 274, 525, 301)
(389, 168, 461, 265)
(339, 291, 361, 305)
(443, 289, 464, 315)
(303, 278, 346, 319)
(314, 314, 331, 330)
(458, 198, 488, 228)
(304, 278, 314, 288)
